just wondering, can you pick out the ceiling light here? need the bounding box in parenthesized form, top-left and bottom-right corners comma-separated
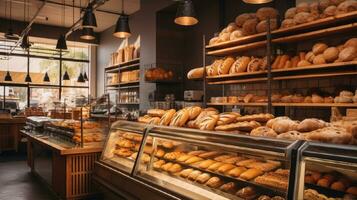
(4, 71, 12, 82)
(243, 0, 273, 4)
(5, 28, 20, 40)
(83, 72, 88, 81)
(20, 34, 31, 49)
(25, 74, 32, 82)
(113, 14, 131, 38)
(43, 72, 50, 82)
(63, 71, 70, 80)
(77, 73, 85, 83)
(82, 7, 97, 28)
(56, 34, 67, 50)
(175, 0, 198, 26)
(80, 28, 95, 40)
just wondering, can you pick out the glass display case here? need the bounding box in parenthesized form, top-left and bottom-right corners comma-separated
(97, 121, 302, 200)
(296, 142, 357, 200)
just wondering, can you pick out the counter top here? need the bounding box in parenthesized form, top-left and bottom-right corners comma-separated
(0, 117, 26, 124)
(20, 130, 103, 155)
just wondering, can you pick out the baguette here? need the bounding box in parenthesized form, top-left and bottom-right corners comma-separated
(187, 67, 204, 79)
(147, 109, 166, 117)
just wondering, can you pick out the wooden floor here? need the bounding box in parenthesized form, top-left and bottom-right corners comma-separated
(0, 152, 58, 200)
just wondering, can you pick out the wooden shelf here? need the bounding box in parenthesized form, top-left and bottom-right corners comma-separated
(206, 41, 266, 56)
(208, 102, 357, 107)
(206, 33, 266, 50)
(118, 80, 140, 86)
(105, 58, 140, 71)
(106, 84, 119, 87)
(117, 102, 140, 105)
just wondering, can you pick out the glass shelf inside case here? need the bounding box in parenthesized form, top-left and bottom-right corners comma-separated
(100, 121, 147, 174)
(297, 142, 357, 200)
(132, 125, 300, 200)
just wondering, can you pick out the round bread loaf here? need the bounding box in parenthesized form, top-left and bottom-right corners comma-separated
(272, 119, 299, 134)
(330, 0, 345, 5)
(244, 94, 255, 103)
(312, 94, 324, 103)
(305, 51, 316, 62)
(296, 2, 310, 13)
(186, 106, 202, 120)
(226, 22, 238, 33)
(313, 43, 329, 55)
(277, 130, 305, 140)
(324, 5, 337, 16)
(230, 29, 244, 40)
(313, 54, 327, 65)
(242, 18, 258, 35)
(256, 19, 278, 33)
(338, 46, 357, 61)
(304, 96, 313, 103)
(340, 90, 354, 97)
(324, 96, 334, 103)
(285, 7, 296, 19)
(294, 12, 313, 24)
(323, 47, 339, 62)
(297, 118, 327, 132)
(219, 32, 231, 42)
(247, 58, 262, 72)
(250, 126, 277, 138)
(281, 19, 296, 28)
(336, 0, 357, 14)
(297, 60, 311, 67)
(344, 38, 357, 48)
(235, 13, 256, 27)
(256, 7, 278, 21)
(209, 37, 220, 45)
(218, 56, 235, 75)
(319, 0, 332, 11)
(230, 56, 251, 74)
(310, 2, 319, 13)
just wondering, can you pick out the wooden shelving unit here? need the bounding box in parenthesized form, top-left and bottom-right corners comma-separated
(207, 102, 357, 108)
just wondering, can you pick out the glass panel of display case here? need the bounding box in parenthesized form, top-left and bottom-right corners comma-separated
(297, 142, 357, 200)
(133, 126, 299, 200)
(101, 121, 148, 174)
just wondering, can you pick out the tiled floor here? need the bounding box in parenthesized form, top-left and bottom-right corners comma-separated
(0, 153, 58, 200)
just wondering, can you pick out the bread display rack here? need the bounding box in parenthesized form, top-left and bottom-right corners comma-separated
(201, 10, 357, 112)
(94, 120, 357, 200)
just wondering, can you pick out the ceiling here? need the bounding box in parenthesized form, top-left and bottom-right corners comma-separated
(0, 0, 140, 32)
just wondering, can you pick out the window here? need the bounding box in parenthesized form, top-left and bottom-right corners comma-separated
(0, 86, 27, 110)
(30, 87, 60, 110)
(0, 56, 27, 84)
(30, 57, 60, 85)
(62, 61, 89, 87)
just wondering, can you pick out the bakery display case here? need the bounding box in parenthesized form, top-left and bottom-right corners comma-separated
(296, 142, 357, 200)
(95, 120, 302, 200)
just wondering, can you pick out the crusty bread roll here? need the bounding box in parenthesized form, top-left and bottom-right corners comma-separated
(310, 2, 319, 13)
(297, 118, 328, 132)
(226, 22, 238, 33)
(313, 54, 327, 65)
(230, 29, 244, 40)
(256, 19, 278, 33)
(250, 126, 278, 138)
(344, 38, 357, 48)
(272, 119, 299, 134)
(305, 51, 316, 63)
(294, 12, 312, 24)
(319, 0, 332, 11)
(187, 67, 204, 79)
(324, 5, 337, 16)
(291, 56, 300, 68)
(235, 13, 256, 27)
(277, 130, 306, 140)
(296, 2, 310, 13)
(218, 56, 235, 75)
(169, 109, 190, 127)
(323, 47, 339, 62)
(219, 32, 230, 42)
(186, 106, 202, 120)
(209, 37, 220, 45)
(312, 94, 324, 103)
(339, 46, 357, 61)
(304, 96, 313, 103)
(230, 56, 251, 74)
(297, 60, 311, 67)
(281, 19, 296, 28)
(247, 58, 262, 72)
(197, 114, 219, 131)
(336, 0, 357, 15)
(243, 18, 258, 35)
(240, 168, 264, 180)
(285, 7, 296, 19)
(313, 43, 329, 55)
(148, 109, 166, 117)
(256, 7, 278, 21)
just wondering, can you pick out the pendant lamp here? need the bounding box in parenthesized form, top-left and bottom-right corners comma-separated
(56, 34, 67, 50)
(43, 72, 50, 82)
(80, 28, 95, 40)
(243, 0, 272, 4)
(174, 0, 198, 26)
(83, 72, 88, 81)
(113, 0, 131, 38)
(25, 73, 32, 82)
(82, 6, 97, 28)
(63, 71, 70, 80)
(77, 73, 85, 83)
(20, 34, 31, 49)
(4, 71, 12, 81)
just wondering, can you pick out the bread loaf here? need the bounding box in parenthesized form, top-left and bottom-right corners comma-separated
(313, 54, 327, 65)
(230, 29, 245, 40)
(285, 7, 297, 19)
(243, 18, 258, 35)
(256, 7, 278, 21)
(169, 109, 190, 127)
(305, 51, 315, 63)
(297, 118, 328, 132)
(344, 38, 357, 48)
(336, 0, 357, 14)
(313, 43, 329, 55)
(147, 109, 166, 117)
(218, 56, 235, 75)
(296, 2, 310, 13)
(235, 13, 256, 27)
(256, 19, 278, 33)
(250, 126, 278, 138)
(339, 46, 357, 61)
(230, 56, 251, 74)
(294, 12, 313, 24)
(272, 119, 299, 134)
(281, 19, 296, 28)
(159, 109, 176, 126)
(323, 47, 339, 62)
(297, 60, 311, 67)
(247, 58, 262, 72)
(186, 106, 202, 120)
(197, 114, 219, 131)
(187, 67, 204, 79)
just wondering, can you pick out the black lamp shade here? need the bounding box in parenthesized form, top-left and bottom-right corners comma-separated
(20, 34, 31, 49)
(83, 72, 88, 81)
(25, 74, 32, 82)
(80, 28, 95, 40)
(82, 8, 97, 28)
(63, 71, 70, 80)
(56, 34, 67, 50)
(175, 0, 198, 26)
(4, 71, 12, 81)
(243, 0, 272, 4)
(77, 73, 85, 83)
(113, 14, 131, 38)
(43, 72, 50, 82)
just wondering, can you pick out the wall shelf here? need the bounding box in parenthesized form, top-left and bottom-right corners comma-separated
(207, 102, 357, 108)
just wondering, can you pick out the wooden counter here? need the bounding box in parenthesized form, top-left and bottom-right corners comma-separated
(0, 117, 26, 152)
(21, 131, 103, 200)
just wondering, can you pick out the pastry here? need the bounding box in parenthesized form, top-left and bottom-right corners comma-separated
(198, 159, 216, 169)
(209, 37, 219, 45)
(184, 156, 204, 164)
(147, 109, 166, 117)
(219, 32, 230, 42)
(229, 56, 251, 74)
(237, 159, 259, 167)
(176, 154, 193, 162)
(217, 163, 236, 173)
(207, 162, 225, 171)
(217, 112, 238, 126)
(254, 172, 289, 190)
(187, 170, 202, 181)
(215, 121, 261, 132)
(219, 182, 237, 194)
(186, 106, 202, 120)
(227, 167, 247, 177)
(161, 141, 174, 149)
(256, 19, 278, 33)
(169, 109, 190, 127)
(244, 94, 255, 103)
(226, 22, 238, 33)
(313, 43, 329, 55)
(179, 168, 194, 178)
(224, 156, 246, 164)
(205, 177, 224, 188)
(198, 151, 221, 159)
(313, 54, 326, 65)
(138, 115, 152, 124)
(317, 178, 332, 187)
(235, 13, 256, 27)
(187, 67, 204, 79)
(188, 150, 206, 156)
(331, 181, 347, 191)
(236, 186, 257, 199)
(153, 160, 166, 169)
(161, 162, 174, 171)
(339, 46, 357, 62)
(164, 152, 183, 160)
(285, 7, 296, 19)
(214, 155, 234, 162)
(250, 126, 278, 138)
(196, 173, 211, 184)
(277, 131, 306, 140)
(197, 114, 219, 131)
(155, 149, 165, 158)
(113, 148, 133, 157)
(168, 163, 182, 173)
(256, 7, 278, 21)
(218, 56, 235, 75)
(250, 161, 281, 172)
(242, 18, 258, 35)
(297, 118, 327, 132)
